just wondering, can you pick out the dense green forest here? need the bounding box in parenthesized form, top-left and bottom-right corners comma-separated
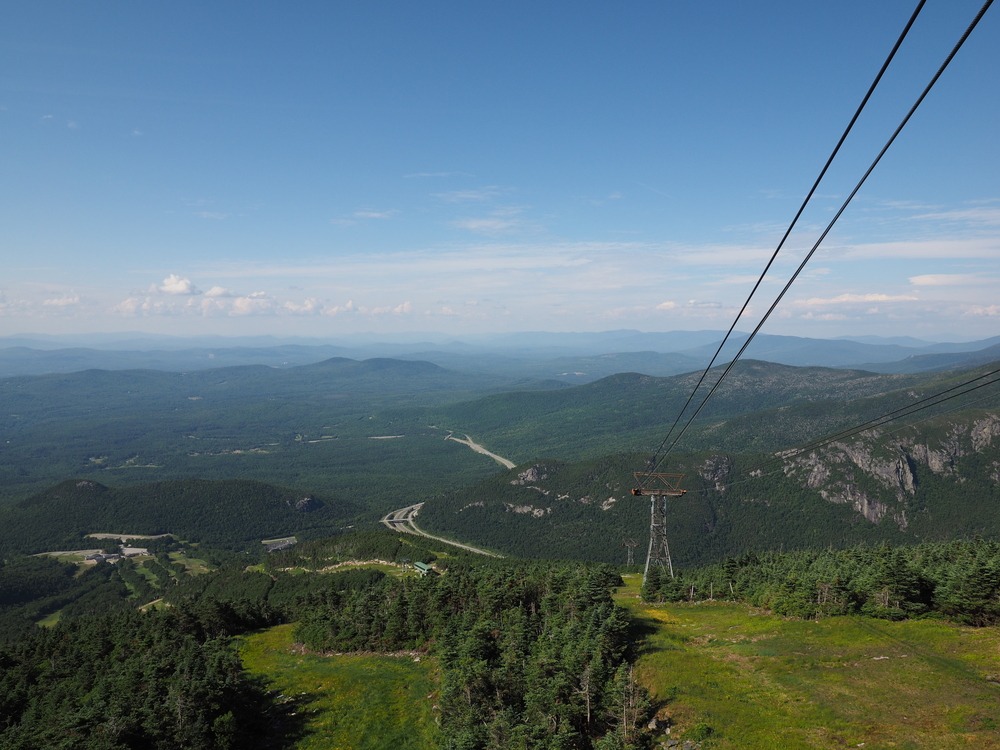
(424, 361, 1000, 461)
(5, 524, 1000, 748)
(0, 478, 360, 556)
(642, 539, 1000, 625)
(3, 358, 997, 516)
(0, 606, 275, 749)
(0, 358, 561, 506)
(415, 420, 1000, 567)
(294, 562, 652, 750)
(1, 353, 998, 748)
(1, 529, 655, 750)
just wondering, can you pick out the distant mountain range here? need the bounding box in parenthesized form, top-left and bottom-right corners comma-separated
(4, 353, 996, 566)
(2, 330, 998, 380)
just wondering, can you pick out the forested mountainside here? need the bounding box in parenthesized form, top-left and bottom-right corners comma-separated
(1, 524, 656, 750)
(6, 528, 999, 749)
(3, 354, 995, 516)
(417, 406, 1000, 567)
(0, 357, 562, 505)
(0, 478, 359, 555)
(0, 607, 274, 749)
(425, 360, 1000, 462)
(2, 358, 997, 568)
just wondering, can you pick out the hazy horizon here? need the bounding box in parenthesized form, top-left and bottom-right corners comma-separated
(2, 327, 995, 349)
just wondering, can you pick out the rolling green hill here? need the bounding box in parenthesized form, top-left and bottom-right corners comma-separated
(0, 478, 360, 555)
(423, 359, 1000, 462)
(0, 357, 564, 505)
(2, 355, 997, 568)
(417, 398, 1000, 567)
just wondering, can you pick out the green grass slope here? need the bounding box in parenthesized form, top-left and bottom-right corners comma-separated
(240, 623, 439, 750)
(615, 575, 1000, 749)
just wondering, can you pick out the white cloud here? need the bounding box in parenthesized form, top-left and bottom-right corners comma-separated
(908, 274, 987, 287)
(283, 298, 321, 314)
(230, 293, 273, 316)
(914, 206, 1000, 227)
(114, 296, 174, 316)
(655, 301, 678, 311)
(369, 301, 412, 316)
(434, 186, 505, 203)
(832, 238, 998, 260)
(157, 274, 201, 295)
(965, 304, 1000, 318)
(43, 294, 80, 307)
(799, 311, 848, 321)
(331, 209, 397, 226)
(796, 292, 918, 307)
(322, 300, 357, 317)
(353, 210, 395, 220)
(114, 297, 142, 316)
(205, 285, 237, 298)
(195, 211, 229, 220)
(451, 217, 519, 233)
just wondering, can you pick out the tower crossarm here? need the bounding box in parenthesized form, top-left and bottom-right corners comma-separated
(631, 472, 687, 497)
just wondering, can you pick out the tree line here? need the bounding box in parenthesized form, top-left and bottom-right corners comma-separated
(642, 538, 1000, 625)
(0, 607, 274, 749)
(296, 561, 654, 750)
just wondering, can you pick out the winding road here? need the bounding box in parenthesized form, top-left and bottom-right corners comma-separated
(381, 431, 514, 557)
(380, 503, 503, 558)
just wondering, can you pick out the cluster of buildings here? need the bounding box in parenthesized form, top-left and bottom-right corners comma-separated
(85, 546, 150, 564)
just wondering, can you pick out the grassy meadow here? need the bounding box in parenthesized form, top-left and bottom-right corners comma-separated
(240, 623, 440, 750)
(616, 575, 1000, 749)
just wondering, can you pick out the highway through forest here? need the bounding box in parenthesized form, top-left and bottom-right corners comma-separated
(381, 503, 503, 558)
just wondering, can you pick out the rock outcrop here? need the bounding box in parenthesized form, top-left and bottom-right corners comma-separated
(782, 413, 999, 529)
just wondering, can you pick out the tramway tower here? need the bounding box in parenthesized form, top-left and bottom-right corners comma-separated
(631, 472, 687, 582)
(622, 538, 638, 566)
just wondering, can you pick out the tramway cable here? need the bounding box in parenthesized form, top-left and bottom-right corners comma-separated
(692, 369, 1000, 496)
(636, 0, 928, 493)
(636, 0, 994, 492)
(777, 367, 1000, 461)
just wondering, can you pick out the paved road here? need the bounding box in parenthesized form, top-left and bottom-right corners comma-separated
(444, 432, 516, 469)
(381, 503, 503, 558)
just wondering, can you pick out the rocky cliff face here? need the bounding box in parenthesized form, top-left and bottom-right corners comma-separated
(780, 413, 1000, 528)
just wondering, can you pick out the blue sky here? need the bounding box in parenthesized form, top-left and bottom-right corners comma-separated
(2, 1, 997, 341)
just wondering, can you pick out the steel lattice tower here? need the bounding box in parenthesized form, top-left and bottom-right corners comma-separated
(631, 472, 687, 582)
(645, 494, 673, 579)
(622, 538, 638, 566)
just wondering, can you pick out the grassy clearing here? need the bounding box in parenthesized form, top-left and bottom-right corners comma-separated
(37, 611, 61, 628)
(167, 550, 211, 574)
(271, 561, 417, 578)
(320, 561, 417, 578)
(240, 623, 439, 750)
(616, 574, 1000, 749)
